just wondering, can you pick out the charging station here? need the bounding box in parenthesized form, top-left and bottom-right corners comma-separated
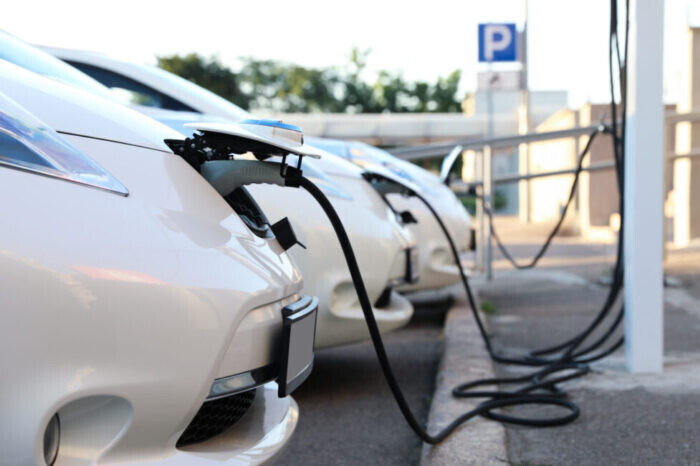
(169, 0, 667, 443)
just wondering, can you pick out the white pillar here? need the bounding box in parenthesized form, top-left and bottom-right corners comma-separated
(624, 0, 665, 373)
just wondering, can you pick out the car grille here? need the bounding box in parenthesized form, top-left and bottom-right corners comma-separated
(176, 390, 256, 447)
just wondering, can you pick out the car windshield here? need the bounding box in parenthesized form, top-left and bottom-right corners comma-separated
(347, 142, 441, 193)
(137, 65, 249, 121)
(0, 31, 113, 99)
(305, 138, 350, 159)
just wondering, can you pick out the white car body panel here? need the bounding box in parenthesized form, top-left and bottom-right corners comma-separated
(0, 62, 306, 465)
(248, 168, 415, 347)
(41, 47, 417, 347)
(309, 139, 474, 292)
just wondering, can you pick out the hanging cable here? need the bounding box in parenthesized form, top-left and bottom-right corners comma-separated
(484, 129, 601, 270)
(294, 174, 584, 442)
(292, 0, 632, 440)
(177, 0, 633, 442)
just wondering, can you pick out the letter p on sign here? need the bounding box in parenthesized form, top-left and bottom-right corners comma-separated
(479, 23, 517, 62)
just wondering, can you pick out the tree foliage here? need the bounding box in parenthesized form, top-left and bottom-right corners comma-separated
(157, 53, 251, 109)
(157, 48, 463, 113)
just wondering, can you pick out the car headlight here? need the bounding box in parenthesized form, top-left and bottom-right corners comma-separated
(0, 92, 128, 195)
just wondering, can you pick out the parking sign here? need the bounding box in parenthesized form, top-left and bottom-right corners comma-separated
(478, 23, 517, 62)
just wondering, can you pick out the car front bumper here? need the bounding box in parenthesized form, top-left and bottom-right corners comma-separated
(315, 289, 414, 347)
(247, 175, 416, 349)
(140, 382, 298, 466)
(391, 193, 473, 293)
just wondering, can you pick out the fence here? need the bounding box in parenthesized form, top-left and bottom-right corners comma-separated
(390, 109, 700, 278)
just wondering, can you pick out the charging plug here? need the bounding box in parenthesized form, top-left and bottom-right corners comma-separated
(364, 177, 416, 197)
(200, 160, 289, 197)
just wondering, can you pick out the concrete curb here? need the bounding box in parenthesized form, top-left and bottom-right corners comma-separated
(420, 285, 507, 465)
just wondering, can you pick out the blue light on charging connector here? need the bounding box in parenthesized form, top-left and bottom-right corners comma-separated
(240, 119, 302, 133)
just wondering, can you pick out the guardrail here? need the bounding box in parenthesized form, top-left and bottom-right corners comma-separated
(389, 125, 604, 161)
(389, 109, 700, 279)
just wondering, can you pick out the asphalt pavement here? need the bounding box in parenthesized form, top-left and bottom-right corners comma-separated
(274, 299, 450, 466)
(477, 217, 700, 466)
(278, 217, 700, 466)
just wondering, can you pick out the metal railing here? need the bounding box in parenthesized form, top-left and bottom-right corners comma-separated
(389, 124, 604, 160)
(389, 109, 700, 280)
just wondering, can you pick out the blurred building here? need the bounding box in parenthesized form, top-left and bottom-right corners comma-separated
(273, 90, 567, 215)
(672, 25, 700, 246)
(269, 90, 567, 147)
(525, 25, 699, 246)
(525, 103, 676, 238)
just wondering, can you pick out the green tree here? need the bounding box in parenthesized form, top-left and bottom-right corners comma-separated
(156, 50, 464, 114)
(238, 59, 344, 113)
(429, 70, 462, 112)
(373, 70, 412, 112)
(157, 53, 250, 109)
(339, 47, 379, 113)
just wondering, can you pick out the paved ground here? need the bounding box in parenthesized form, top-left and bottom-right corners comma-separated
(274, 300, 450, 466)
(420, 293, 508, 466)
(279, 216, 700, 465)
(476, 217, 700, 466)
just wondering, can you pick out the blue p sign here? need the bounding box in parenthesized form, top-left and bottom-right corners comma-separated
(478, 23, 517, 62)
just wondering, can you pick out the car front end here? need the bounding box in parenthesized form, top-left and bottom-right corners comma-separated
(246, 154, 418, 348)
(0, 59, 314, 465)
(37, 46, 420, 347)
(310, 138, 474, 293)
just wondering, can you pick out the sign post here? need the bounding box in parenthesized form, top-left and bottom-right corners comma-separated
(478, 23, 517, 279)
(478, 23, 517, 63)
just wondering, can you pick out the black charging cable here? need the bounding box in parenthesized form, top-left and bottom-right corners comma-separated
(471, 130, 626, 365)
(286, 0, 631, 439)
(484, 128, 601, 270)
(292, 174, 584, 441)
(177, 0, 630, 442)
(516, 0, 630, 361)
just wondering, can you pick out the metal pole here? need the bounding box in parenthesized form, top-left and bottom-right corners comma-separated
(484, 144, 494, 280)
(624, 0, 664, 373)
(484, 29, 495, 281)
(476, 150, 486, 273)
(485, 21, 496, 141)
(518, 0, 532, 223)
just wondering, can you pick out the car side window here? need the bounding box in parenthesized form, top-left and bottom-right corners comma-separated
(67, 61, 199, 113)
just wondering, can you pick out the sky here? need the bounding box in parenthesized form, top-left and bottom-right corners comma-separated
(3, 0, 698, 109)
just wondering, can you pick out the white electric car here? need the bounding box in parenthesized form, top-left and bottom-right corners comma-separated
(43, 47, 473, 294)
(307, 139, 475, 292)
(33, 44, 418, 347)
(0, 59, 321, 465)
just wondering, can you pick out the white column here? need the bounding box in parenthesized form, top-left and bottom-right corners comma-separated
(624, 0, 665, 373)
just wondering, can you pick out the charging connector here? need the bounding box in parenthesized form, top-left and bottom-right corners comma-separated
(201, 160, 292, 196)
